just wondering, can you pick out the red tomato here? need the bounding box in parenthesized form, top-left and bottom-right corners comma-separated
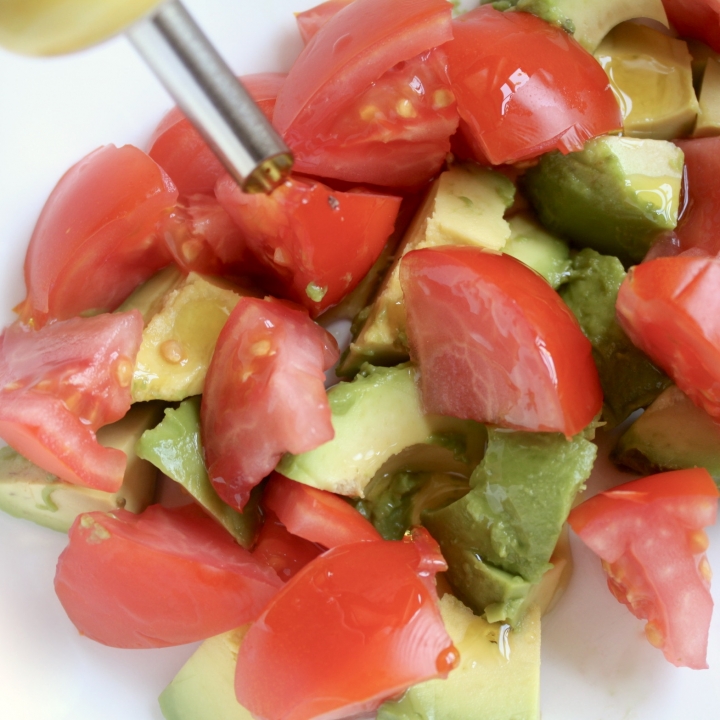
(399, 247, 602, 436)
(20, 145, 176, 327)
(661, 0, 720, 53)
(264, 472, 381, 547)
(616, 255, 720, 421)
(235, 528, 456, 720)
(0, 312, 143, 492)
(252, 510, 324, 582)
(215, 174, 401, 315)
(295, 0, 354, 44)
(445, 6, 622, 166)
(273, 0, 457, 187)
(202, 297, 339, 511)
(148, 73, 286, 197)
(54, 504, 283, 648)
(568, 469, 719, 669)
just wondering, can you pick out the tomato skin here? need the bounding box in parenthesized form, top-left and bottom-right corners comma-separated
(616, 255, 720, 421)
(264, 472, 382, 548)
(54, 504, 283, 649)
(399, 247, 602, 436)
(569, 469, 719, 669)
(445, 6, 622, 166)
(295, 0, 355, 44)
(661, 0, 720, 53)
(235, 528, 456, 720)
(0, 312, 143, 492)
(215, 174, 401, 315)
(21, 144, 177, 327)
(202, 298, 339, 511)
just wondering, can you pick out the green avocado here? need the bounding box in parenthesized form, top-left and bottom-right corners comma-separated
(560, 249, 671, 426)
(276, 364, 486, 498)
(136, 397, 261, 548)
(524, 136, 684, 265)
(694, 57, 720, 138)
(377, 597, 541, 720)
(0, 402, 164, 532)
(423, 428, 596, 624)
(613, 385, 720, 485)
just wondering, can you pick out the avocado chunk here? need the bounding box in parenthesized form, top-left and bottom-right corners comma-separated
(276, 364, 486, 497)
(117, 265, 184, 322)
(337, 165, 515, 377)
(613, 385, 720, 485)
(0, 403, 163, 532)
(694, 57, 720, 138)
(423, 428, 596, 624)
(159, 626, 253, 720)
(503, 213, 572, 288)
(595, 22, 698, 140)
(126, 271, 258, 402)
(377, 597, 541, 720)
(687, 39, 720, 91)
(136, 397, 261, 548)
(485, 0, 668, 52)
(560, 249, 671, 426)
(524, 136, 684, 265)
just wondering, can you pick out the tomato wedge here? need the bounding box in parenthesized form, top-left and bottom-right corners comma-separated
(0, 312, 143, 492)
(399, 247, 602, 436)
(445, 6, 622, 166)
(616, 255, 720, 421)
(295, 0, 354, 43)
(569, 469, 718, 669)
(273, 0, 457, 187)
(54, 504, 283, 648)
(20, 144, 177, 327)
(215, 174, 401, 315)
(661, 0, 720, 53)
(202, 297, 339, 511)
(235, 528, 456, 720)
(264, 472, 381, 548)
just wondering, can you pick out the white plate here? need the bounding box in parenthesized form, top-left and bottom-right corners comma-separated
(0, 2, 718, 718)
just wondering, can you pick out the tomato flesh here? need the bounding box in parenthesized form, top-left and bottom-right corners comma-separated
(661, 0, 720, 53)
(295, 0, 354, 44)
(569, 469, 719, 669)
(400, 247, 602, 436)
(235, 527, 456, 720)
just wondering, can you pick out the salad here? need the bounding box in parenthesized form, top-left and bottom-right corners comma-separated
(1, 0, 720, 718)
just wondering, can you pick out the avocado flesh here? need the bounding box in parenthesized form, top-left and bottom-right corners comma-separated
(423, 428, 596, 624)
(614, 385, 720, 486)
(485, 0, 668, 52)
(0, 403, 163, 532)
(377, 597, 541, 720)
(337, 164, 515, 378)
(276, 364, 486, 498)
(595, 22, 698, 140)
(136, 397, 261, 548)
(524, 136, 684, 265)
(694, 57, 720, 138)
(159, 626, 253, 720)
(560, 249, 671, 426)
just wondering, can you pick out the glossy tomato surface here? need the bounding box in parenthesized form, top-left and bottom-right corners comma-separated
(216, 174, 401, 314)
(54, 504, 283, 648)
(569, 469, 719, 669)
(446, 6, 621, 166)
(20, 144, 176, 327)
(235, 528, 456, 720)
(295, 0, 354, 43)
(616, 255, 720, 420)
(0, 312, 142, 491)
(661, 0, 720, 52)
(202, 297, 338, 511)
(400, 246, 602, 436)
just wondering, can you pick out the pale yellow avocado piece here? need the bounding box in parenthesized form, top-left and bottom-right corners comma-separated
(694, 58, 720, 137)
(0, 403, 164, 532)
(338, 165, 514, 376)
(595, 22, 698, 140)
(276, 364, 485, 497)
(686, 39, 720, 90)
(377, 597, 541, 720)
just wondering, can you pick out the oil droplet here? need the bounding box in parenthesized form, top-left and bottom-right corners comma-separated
(436, 644, 460, 673)
(644, 621, 664, 648)
(396, 98, 417, 118)
(689, 529, 709, 554)
(328, 195, 340, 211)
(115, 357, 134, 387)
(160, 340, 185, 364)
(432, 88, 455, 109)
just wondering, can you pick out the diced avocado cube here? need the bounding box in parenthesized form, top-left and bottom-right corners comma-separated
(686, 38, 720, 91)
(136, 397, 261, 548)
(276, 364, 486, 498)
(694, 57, 720, 138)
(595, 23, 698, 140)
(0, 403, 164, 532)
(524, 136, 684, 265)
(117, 265, 184, 323)
(613, 385, 720, 486)
(560, 249, 671, 426)
(377, 597, 541, 720)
